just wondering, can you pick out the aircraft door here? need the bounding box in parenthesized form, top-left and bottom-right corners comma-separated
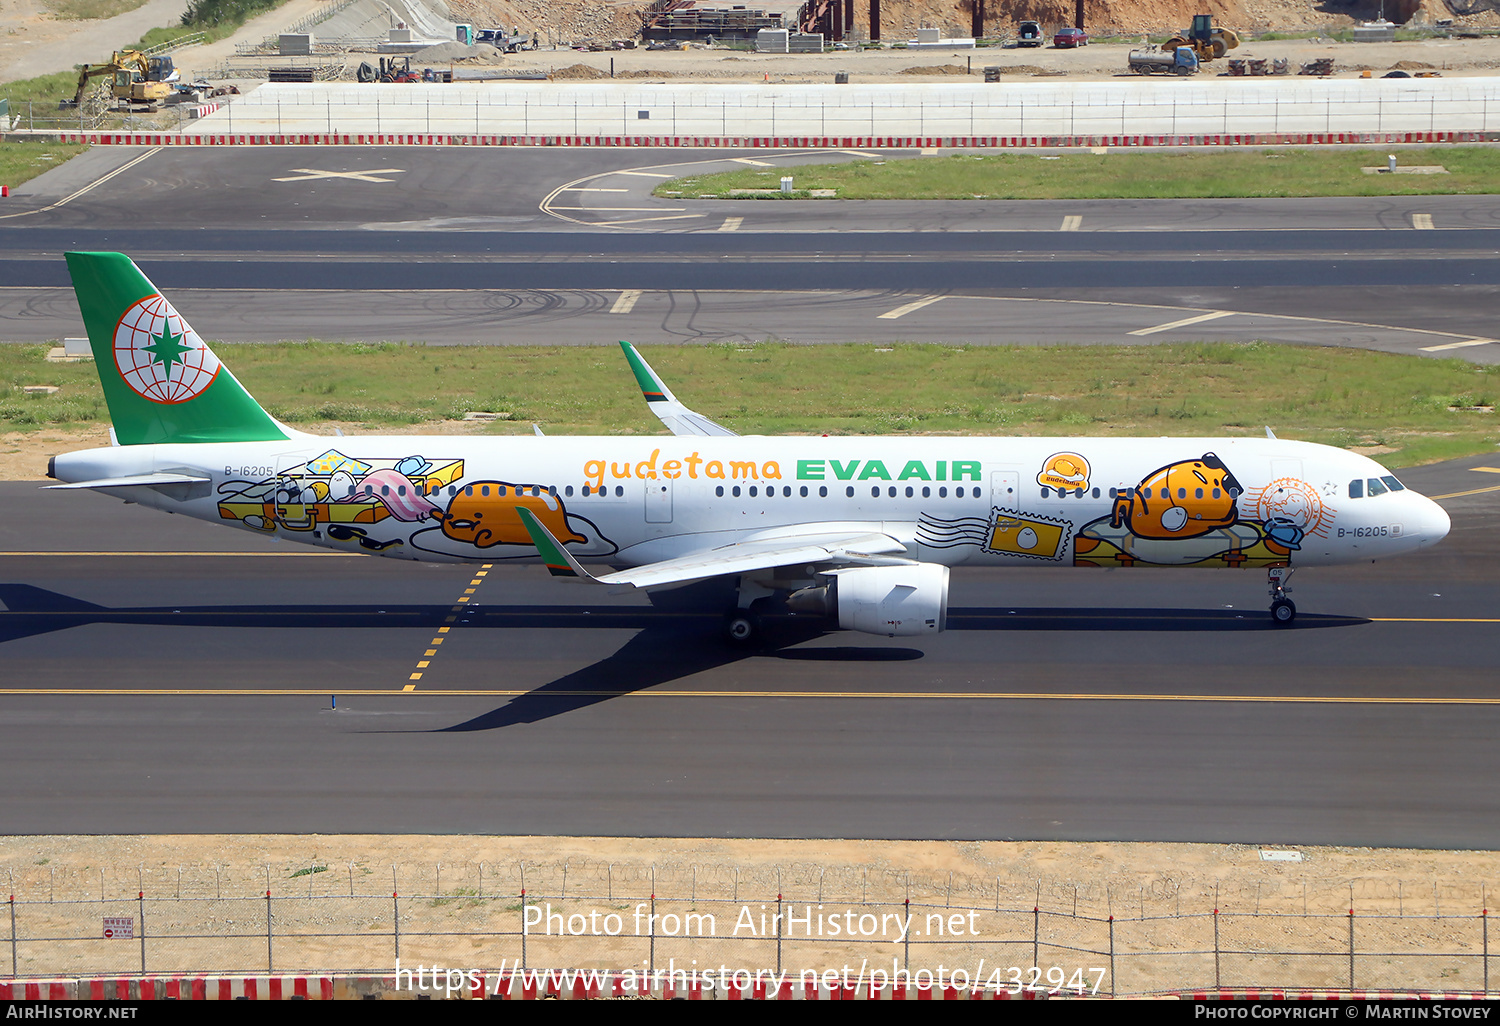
(645, 476, 673, 523)
(990, 470, 1020, 509)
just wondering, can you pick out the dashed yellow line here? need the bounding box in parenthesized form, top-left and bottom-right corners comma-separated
(403, 565, 491, 691)
(1431, 484, 1500, 500)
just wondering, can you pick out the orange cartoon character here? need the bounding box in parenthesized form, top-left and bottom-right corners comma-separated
(439, 482, 588, 549)
(1110, 454, 1242, 540)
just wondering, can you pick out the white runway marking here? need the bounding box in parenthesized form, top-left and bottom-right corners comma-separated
(1060, 215, 1082, 231)
(878, 296, 946, 320)
(730, 158, 775, 166)
(1420, 338, 1494, 351)
(610, 290, 643, 314)
(613, 171, 675, 178)
(1128, 310, 1234, 336)
(718, 216, 743, 231)
(1412, 213, 1434, 230)
(273, 168, 406, 183)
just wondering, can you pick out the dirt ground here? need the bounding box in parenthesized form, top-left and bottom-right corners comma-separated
(3, 833, 1497, 917)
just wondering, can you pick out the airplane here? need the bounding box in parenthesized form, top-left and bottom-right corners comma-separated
(47, 252, 1451, 643)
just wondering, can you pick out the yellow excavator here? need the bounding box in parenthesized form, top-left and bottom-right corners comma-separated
(1161, 14, 1240, 62)
(63, 50, 176, 111)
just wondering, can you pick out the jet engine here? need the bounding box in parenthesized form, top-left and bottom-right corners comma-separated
(826, 564, 949, 637)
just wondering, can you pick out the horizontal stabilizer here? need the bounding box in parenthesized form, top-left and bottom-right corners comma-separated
(43, 472, 212, 490)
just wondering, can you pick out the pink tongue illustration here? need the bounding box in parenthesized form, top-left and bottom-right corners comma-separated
(339, 469, 441, 521)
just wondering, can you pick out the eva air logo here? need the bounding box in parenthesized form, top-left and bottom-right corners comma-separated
(113, 294, 220, 404)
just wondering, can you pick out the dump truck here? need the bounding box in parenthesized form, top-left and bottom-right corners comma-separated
(1161, 14, 1240, 62)
(1128, 46, 1199, 75)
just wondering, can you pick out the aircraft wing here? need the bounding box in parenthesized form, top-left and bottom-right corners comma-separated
(517, 508, 911, 589)
(619, 341, 738, 437)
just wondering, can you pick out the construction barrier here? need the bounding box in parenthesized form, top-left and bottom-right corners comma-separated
(29, 130, 1500, 150)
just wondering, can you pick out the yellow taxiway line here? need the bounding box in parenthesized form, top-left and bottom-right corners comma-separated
(0, 689, 1498, 705)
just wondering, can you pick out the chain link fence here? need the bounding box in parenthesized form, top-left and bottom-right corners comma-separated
(3, 861, 1495, 995)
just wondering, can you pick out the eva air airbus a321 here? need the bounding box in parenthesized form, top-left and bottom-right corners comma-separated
(48, 252, 1451, 642)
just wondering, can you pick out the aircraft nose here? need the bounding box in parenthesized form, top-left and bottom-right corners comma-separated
(1412, 493, 1451, 548)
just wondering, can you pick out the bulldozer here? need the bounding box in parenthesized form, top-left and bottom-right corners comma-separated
(1161, 14, 1240, 62)
(62, 50, 176, 111)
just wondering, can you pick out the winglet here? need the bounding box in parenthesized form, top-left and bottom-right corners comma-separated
(516, 507, 597, 581)
(618, 341, 738, 437)
(619, 340, 676, 404)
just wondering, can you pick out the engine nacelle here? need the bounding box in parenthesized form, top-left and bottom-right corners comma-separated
(831, 564, 949, 637)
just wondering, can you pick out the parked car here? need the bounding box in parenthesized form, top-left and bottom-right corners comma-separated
(1016, 21, 1043, 47)
(1054, 26, 1089, 48)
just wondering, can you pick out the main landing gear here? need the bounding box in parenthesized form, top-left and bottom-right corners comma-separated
(1268, 566, 1296, 626)
(723, 577, 776, 646)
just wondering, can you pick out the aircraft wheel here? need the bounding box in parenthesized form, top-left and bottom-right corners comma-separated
(724, 611, 759, 645)
(1270, 599, 1297, 626)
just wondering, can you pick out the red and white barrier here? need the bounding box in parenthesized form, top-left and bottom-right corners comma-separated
(28, 130, 1500, 150)
(186, 104, 224, 120)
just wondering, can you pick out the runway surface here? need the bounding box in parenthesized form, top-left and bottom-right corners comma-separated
(0, 456, 1497, 842)
(2, 146, 1498, 358)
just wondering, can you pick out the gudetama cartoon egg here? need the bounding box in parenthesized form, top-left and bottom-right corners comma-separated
(1110, 454, 1242, 540)
(440, 482, 587, 549)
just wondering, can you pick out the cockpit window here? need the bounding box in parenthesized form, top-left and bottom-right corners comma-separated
(1367, 478, 1388, 497)
(1349, 479, 1364, 499)
(1381, 475, 1406, 492)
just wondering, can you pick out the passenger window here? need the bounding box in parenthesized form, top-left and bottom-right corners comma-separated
(939, 487, 947, 498)
(956, 487, 966, 498)
(615, 486, 623, 497)
(1381, 476, 1405, 492)
(1195, 488, 1203, 499)
(1092, 488, 1100, 499)
(732, 486, 741, 497)
(750, 486, 759, 497)
(800, 486, 808, 497)
(565, 485, 573, 497)
(1041, 486, 1051, 498)
(716, 486, 724, 497)
(819, 486, 827, 497)
(845, 486, 854, 497)
(888, 487, 897, 498)
(923, 487, 931, 498)
(1212, 488, 1220, 499)
(783, 486, 791, 497)
(1367, 478, 1388, 496)
(498, 486, 507, 496)
(481, 486, 490, 497)
(871, 487, 880, 498)
(382, 485, 390, 496)
(1178, 488, 1187, 499)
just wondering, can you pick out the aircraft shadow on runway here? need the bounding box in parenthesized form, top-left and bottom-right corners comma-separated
(0, 583, 1368, 731)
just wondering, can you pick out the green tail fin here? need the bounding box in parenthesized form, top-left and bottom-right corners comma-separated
(65, 252, 288, 445)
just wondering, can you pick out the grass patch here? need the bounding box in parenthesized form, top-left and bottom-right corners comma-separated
(0, 139, 88, 187)
(44, 0, 152, 19)
(4, 340, 1497, 468)
(662, 149, 1500, 201)
(288, 865, 327, 878)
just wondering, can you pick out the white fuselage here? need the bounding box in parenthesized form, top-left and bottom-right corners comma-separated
(51, 434, 1450, 571)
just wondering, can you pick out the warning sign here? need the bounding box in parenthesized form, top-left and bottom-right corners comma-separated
(102, 916, 134, 939)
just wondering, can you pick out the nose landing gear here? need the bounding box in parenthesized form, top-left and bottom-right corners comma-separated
(1268, 566, 1296, 625)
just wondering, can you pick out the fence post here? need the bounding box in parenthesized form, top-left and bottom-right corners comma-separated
(1213, 907, 1220, 990)
(139, 891, 146, 975)
(9, 892, 15, 977)
(1348, 907, 1355, 991)
(266, 890, 273, 973)
(1108, 915, 1115, 998)
(649, 891, 657, 977)
(902, 897, 910, 973)
(1483, 908, 1488, 994)
(774, 891, 783, 976)
(518, 882, 525, 971)
(1032, 905, 1039, 969)
(392, 890, 400, 969)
